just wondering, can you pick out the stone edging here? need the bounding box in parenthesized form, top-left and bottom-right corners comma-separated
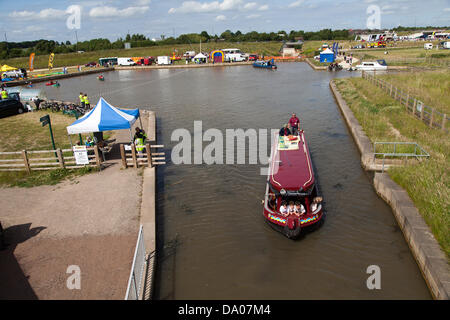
(329, 80, 378, 170)
(305, 58, 327, 71)
(330, 79, 450, 300)
(374, 173, 450, 300)
(138, 110, 157, 300)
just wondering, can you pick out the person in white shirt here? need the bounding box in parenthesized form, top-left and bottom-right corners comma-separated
(279, 201, 288, 217)
(287, 201, 296, 215)
(294, 202, 306, 216)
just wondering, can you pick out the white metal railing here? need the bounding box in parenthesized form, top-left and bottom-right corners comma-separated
(125, 225, 146, 300)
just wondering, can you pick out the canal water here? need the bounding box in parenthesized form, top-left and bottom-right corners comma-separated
(42, 63, 430, 299)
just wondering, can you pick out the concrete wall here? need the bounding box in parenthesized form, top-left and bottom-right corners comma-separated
(374, 173, 450, 300)
(330, 79, 450, 300)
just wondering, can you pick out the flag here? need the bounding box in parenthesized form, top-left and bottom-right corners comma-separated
(29, 53, 35, 71)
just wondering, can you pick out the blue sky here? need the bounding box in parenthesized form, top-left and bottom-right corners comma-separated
(1, 0, 449, 42)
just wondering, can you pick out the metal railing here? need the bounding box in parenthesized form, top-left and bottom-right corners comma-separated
(125, 225, 146, 300)
(373, 142, 430, 172)
(362, 72, 449, 133)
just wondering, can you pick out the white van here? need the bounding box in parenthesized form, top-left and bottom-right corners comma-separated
(424, 43, 433, 50)
(157, 56, 172, 65)
(117, 58, 137, 66)
(183, 51, 196, 59)
(442, 41, 450, 49)
(222, 48, 246, 62)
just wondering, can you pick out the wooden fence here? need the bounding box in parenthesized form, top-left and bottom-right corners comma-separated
(362, 72, 448, 132)
(120, 143, 166, 168)
(0, 146, 102, 173)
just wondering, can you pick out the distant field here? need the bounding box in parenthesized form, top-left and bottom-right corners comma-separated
(0, 42, 283, 69)
(352, 46, 450, 66)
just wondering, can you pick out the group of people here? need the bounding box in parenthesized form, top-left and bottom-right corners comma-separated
(78, 92, 91, 109)
(279, 113, 301, 136)
(280, 201, 306, 217)
(268, 194, 323, 218)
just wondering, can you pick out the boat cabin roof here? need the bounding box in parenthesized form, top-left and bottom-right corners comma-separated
(269, 133, 315, 193)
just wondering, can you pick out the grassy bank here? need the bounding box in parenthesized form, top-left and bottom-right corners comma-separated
(0, 110, 109, 187)
(377, 70, 450, 115)
(352, 47, 450, 67)
(0, 42, 283, 70)
(334, 74, 449, 257)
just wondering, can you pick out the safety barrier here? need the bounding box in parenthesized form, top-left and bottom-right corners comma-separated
(0, 146, 102, 173)
(120, 143, 166, 168)
(125, 225, 146, 300)
(362, 72, 448, 132)
(373, 142, 430, 172)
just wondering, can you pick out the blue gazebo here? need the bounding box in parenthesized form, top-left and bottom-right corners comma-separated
(320, 48, 335, 63)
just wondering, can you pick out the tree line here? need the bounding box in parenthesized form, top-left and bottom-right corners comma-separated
(0, 26, 447, 59)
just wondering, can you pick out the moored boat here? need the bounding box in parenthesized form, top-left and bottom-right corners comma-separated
(253, 59, 277, 69)
(355, 59, 388, 71)
(263, 130, 324, 239)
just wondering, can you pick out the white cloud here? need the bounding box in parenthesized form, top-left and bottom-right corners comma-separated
(89, 6, 149, 18)
(444, 8, 450, 12)
(288, 0, 304, 8)
(243, 2, 258, 10)
(246, 13, 261, 19)
(258, 4, 269, 11)
(9, 8, 67, 20)
(169, 0, 245, 14)
(215, 14, 227, 21)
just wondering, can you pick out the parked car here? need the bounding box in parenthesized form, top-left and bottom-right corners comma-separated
(0, 98, 26, 118)
(424, 43, 433, 50)
(248, 54, 259, 61)
(85, 61, 97, 67)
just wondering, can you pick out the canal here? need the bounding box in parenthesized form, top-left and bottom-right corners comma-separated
(43, 63, 431, 299)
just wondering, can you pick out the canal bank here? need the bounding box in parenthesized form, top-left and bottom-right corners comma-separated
(4, 67, 113, 87)
(330, 79, 450, 300)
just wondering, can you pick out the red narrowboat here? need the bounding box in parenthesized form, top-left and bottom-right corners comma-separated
(263, 130, 324, 239)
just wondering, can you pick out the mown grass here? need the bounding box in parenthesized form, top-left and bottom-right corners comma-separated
(0, 110, 111, 187)
(352, 47, 450, 66)
(0, 42, 283, 69)
(0, 166, 98, 188)
(334, 76, 449, 258)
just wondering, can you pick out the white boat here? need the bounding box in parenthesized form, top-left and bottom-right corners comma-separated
(355, 59, 388, 71)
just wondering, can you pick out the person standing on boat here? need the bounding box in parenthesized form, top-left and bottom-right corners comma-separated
(289, 113, 300, 135)
(279, 124, 291, 137)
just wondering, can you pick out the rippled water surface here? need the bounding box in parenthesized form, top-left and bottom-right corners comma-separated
(44, 63, 431, 299)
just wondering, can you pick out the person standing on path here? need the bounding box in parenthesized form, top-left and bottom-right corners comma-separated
(79, 92, 85, 109)
(83, 94, 90, 109)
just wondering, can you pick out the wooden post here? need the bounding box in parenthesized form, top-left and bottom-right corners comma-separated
(442, 115, 447, 132)
(429, 109, 435, 128)
(120, 144, 127, 168)
(406, 92, 410, 110)
(56, 148, 65, 168)
(394, 87, 398, 100)
(22, 150, 31, 174)
(390, 84, 393, 96)
(413, 98, 417, 115)
(146, 143, 152, 167)
(93, 145, 101, 168)
(131, 144, 138, 168)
